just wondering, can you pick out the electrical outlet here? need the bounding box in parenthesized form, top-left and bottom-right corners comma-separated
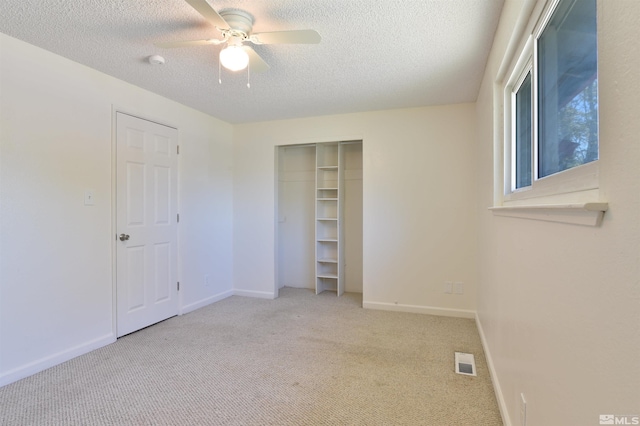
(520, 393, 527, 426)
(444, 282, 453, 294)
(454, 282, 464, 294)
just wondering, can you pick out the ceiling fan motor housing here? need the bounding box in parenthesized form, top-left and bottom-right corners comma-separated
(219, 10, 254, 36)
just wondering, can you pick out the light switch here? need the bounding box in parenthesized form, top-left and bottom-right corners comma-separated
(84, 190, 95, 206)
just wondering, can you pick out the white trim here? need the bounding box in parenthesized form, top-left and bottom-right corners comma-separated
(277, 134, 364, 147)
(533, 0, 563, 41)
(490, 202, 608, 226)
(0, 333, 115, 388)
(475, 314, 512, 426)
(233, 289, 277, 299)
(495, 0, 541, 83)
(505, 46, 533, 194)
(180, 289, 235, 315)
(363, 301, 476, 319)
(111, 106, 118, 340)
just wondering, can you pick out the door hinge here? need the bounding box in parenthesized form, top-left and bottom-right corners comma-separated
(177, 145, 180, 155)
(177, 282, 180, 291)
(177, 213, 180, 223)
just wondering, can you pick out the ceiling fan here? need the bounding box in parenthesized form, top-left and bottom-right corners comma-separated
(157, 0, 321, 74)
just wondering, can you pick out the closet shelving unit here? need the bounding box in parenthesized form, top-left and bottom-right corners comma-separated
(315, 143, 344, 296)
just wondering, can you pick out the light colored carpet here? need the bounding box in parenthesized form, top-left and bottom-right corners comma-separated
(0, 288, 503, 425)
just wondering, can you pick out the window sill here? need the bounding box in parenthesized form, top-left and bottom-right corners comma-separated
(489, 203, 608, 226)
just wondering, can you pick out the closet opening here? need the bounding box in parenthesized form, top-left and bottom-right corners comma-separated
(276, 141, 362, 297)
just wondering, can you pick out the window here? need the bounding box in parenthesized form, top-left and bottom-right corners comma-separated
(514, 70, 532, 189)
(505, 0, 598, 199)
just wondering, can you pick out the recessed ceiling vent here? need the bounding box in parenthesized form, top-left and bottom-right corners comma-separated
(454, 352, 477, 376)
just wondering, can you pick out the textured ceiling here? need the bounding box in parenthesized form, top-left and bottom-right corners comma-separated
(0, 0, 504, 124)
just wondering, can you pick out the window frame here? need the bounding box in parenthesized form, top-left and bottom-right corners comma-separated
(508, 50, 533, 194)
(502, 0, 599, 204)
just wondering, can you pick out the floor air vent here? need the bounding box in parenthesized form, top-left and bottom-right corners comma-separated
(454, 352, 477, 376)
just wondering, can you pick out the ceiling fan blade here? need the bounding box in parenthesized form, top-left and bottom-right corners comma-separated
(249, 30, 321, 45)
(185, 0, 229, 29)
(155, 39, 224, 48)
(243, 46, 270, 73)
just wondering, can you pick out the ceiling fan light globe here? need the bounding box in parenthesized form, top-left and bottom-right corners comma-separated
(220, 45, 249, 71)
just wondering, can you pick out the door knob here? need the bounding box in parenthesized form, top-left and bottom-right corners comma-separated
(119, 234, 130, 241)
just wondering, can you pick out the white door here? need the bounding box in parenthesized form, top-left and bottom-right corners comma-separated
(116, 112, 178, 337)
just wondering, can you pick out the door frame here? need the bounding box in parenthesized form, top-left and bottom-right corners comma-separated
(111, 107, 182, 337)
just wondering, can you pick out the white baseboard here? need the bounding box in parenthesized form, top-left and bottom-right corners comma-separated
(0, 333, 115, 388)
(475, 313, 512, 426)
(363, 301, 476, 319)
(233, 289, 276, 299)
(180, 289, 234, 315)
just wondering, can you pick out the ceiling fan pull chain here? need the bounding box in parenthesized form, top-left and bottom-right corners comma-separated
(247, 64, 251, 89)
(218, 60, 222, 84)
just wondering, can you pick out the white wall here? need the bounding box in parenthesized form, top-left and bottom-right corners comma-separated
(342, 142, 363, 294)
(476, 1, 640, 425)
(0, 33, 234, 386)
(233, 106, 478, 316)
(277, 145, 316, 289)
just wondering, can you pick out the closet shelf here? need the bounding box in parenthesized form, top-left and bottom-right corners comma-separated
(317, 273, 338, 279)
(316, 142, 344, 296)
